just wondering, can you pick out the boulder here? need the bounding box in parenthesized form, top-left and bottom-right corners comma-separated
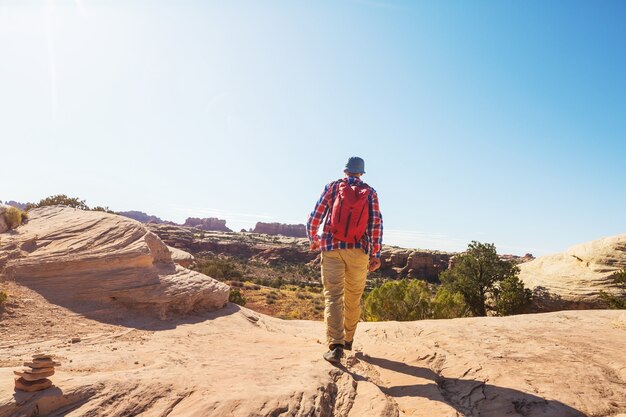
(167, 246, 195, 268)
(519, 233, 626, 310)
(0, 206, 229, 319)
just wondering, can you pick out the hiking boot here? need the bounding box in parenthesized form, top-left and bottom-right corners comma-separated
(344, 340, 353, 351)
(323, 344, 344, 364)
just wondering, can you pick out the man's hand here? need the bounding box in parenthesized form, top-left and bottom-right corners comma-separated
(368, 257, 381, 272)
(310, 240, 320, 251)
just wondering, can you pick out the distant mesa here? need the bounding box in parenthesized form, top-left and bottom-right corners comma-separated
(519, 233, 626, 310)
(3, 200, 27, 210)
(116, 210, 174, 224)
(184, 217, 233, 232)
(252, 222, 307, 238)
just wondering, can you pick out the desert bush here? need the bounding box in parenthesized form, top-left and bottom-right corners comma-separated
(431, 287, 470, 319)
(229, 289, 246, 306)
(440, 241, 531, 316)
(493, 275, 533, 316)
(195, 258, 242, 281)
(364, 279, 431, 321)
(266, 295, 276, 305)
(229, 280, 244, 288)
(599, 269, 626, 309)
(91, 206, 115, 214)
(0, 290, 7, 305)
(26, 195, 89, 210)
(3, 207, 26, 229)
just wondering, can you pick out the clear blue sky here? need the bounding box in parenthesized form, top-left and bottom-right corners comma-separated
(1, 0, 625, 256)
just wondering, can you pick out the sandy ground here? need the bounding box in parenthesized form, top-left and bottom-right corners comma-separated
(1, 281, 625, 417)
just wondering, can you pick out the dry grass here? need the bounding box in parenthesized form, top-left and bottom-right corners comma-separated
(240, 282, 325, 320)
(3, 207, 25, 229)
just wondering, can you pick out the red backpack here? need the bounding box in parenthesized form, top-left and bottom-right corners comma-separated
(330, 180, 371, 244)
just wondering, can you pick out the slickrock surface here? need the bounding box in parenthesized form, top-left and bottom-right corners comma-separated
(519, 233, 626, 309)
(1, 282, 624, 417)
(0, 206, 229, 319)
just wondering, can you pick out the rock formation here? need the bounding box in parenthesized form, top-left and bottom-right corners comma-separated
(116, 210, 168, 224)
(519, 233, 626, 310)
(0, 292, 624, 417)
(147, 224, 318, 265)
(13, 355, 60, 393)
(252, 222, 307, 238)
(3, 201, 27, 210)
(0, 206, 229, 319)
(167, 246, 195, 268)
(184, 217, 233, 232)
(379, 248, 452, 282)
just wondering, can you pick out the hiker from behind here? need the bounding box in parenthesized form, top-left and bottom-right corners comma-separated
(306, 156, 383, 364)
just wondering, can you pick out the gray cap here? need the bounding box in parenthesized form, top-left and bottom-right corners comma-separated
(345, 157, 365, 174)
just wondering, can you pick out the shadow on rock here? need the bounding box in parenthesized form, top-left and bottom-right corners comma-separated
(356, 353, 587, 417)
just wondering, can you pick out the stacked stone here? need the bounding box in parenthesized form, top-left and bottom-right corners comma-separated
(13, 354, 61, 392)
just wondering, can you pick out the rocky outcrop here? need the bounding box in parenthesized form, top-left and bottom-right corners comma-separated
(252, 222, 307, 238)
(117, 210, 168, 224)
(0, 206, 229, 319)
(1, 297, 624, 417)
(379, 248, 452, 281)
(519, 233, 626, 310)
(167, 246, 195, 268)
(147, 224, 318, 265)
(184, 217, 232, 232)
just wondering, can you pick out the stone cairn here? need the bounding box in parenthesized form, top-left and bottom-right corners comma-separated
(13, 354, 61, 392)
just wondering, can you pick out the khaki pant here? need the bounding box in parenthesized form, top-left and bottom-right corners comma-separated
(321, 248, 369, 346)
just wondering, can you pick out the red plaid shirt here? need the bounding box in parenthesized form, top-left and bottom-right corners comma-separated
(307, 176, 383, 258)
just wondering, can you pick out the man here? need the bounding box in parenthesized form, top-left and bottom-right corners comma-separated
(306, 156, 383, 364)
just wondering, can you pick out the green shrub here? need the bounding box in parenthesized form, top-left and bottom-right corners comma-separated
(91, 206, 115, 214)
(26, 195, 89, 210)
(431, 287, 470, 319)
(364, 279, 431, 321)
(599, 269, 626, 309)
(229, 289, 246, 306)
(0, 290, 7, 305)
(440, 241, 531, 316)
(493, 275, 533, 316)
(4, 207, 25, 229)
(194, 258, 243, 281)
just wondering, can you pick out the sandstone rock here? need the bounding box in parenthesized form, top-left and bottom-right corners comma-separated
(252, 222, 307, 238)
(14, 377, 52, 392)
(380, 248, 452, 281)
(2, 307, 625, 416)
(167, 245, 194, 268)
(0, 206, 230, 319)
(184, 217, 232, 232)
(21, 362, 57, 370)
(32, 354, 53, 360)
(519, 233, 626, 310)
(14, 369, 55, 381)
